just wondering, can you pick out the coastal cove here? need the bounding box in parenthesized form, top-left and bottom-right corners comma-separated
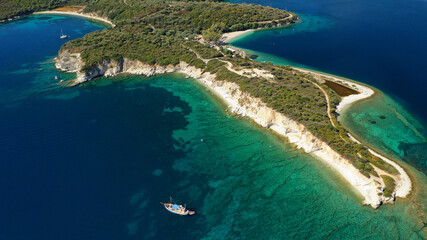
(0, 2, 426, 240)
(47, 3, 415, 209)
(0, 16, 424, 239)
(228, 0, 427, 172)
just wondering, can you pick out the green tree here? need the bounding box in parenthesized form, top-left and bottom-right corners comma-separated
(202, 23, 225, 43)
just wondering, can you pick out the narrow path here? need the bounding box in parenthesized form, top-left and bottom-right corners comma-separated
(188, 43, 334, 130)
(148, 24, 156, 31)
(309, 80, 337, 128)
(219, 60, 277, 83)
(185, 47, 210, 63)
(257, 12, 295, 24)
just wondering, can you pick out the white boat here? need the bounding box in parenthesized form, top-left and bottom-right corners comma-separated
(60, 29, 69, 39)
(160, 197, 195, 216)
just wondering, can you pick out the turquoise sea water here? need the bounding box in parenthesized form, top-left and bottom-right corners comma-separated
(228, 0, 427, 192)
(232, 37, 427, 173)
(0, 14, 426, 240)
(340, 92, 427, 172)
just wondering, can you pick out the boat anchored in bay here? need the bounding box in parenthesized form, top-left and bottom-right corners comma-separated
(160, 197, 195, 216)
(60, 29, 69, 39)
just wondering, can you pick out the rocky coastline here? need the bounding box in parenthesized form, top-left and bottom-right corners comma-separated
(55, 50, 410, 208)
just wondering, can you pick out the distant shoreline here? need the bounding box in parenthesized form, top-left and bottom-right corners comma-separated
(292, 68, 412, 200)
(33, 10, 115, 27)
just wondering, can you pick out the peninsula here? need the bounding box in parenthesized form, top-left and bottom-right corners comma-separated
(1, 0, 412, 208)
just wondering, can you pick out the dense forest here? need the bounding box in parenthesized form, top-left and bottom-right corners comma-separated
(1, 0, 397, 195)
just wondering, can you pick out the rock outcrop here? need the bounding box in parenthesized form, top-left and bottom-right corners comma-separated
(55, 51, 405, 208)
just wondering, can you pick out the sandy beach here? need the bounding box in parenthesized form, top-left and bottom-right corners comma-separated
(55, 48, 411, 207)
(293, 67, 375, 113)
(336, 84, 374, 113)
(33, 11, 115, 27)
(293, 68, 412, 198)
(221, 29, 255, 43)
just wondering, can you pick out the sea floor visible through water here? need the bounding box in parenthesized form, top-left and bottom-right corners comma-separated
(227, 4, 427, 233)
(227, 0, 427, 176)
(0, 13, 426, 240)
(2, 73, 425, 239)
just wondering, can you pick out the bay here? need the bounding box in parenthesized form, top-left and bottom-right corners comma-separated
(229, 0, 427, 182)
(0, 13, 425, 240)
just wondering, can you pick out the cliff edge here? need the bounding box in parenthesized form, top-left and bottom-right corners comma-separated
(56, 51, 408, 208)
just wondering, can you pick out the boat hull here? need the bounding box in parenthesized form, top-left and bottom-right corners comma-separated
(161, 202, 195, 216)
(165, 205, 190, 216)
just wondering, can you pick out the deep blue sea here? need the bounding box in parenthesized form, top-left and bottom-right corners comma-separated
(229, 0, 427, 172)
(229, 0, 427, 123)
(0, 12, 426, 240)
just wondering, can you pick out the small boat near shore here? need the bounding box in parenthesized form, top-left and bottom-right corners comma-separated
(160, 197, 195, 216)
(60, 29, 69, 39)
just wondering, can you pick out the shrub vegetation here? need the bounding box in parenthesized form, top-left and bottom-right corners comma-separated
(1, 0, 398, 193)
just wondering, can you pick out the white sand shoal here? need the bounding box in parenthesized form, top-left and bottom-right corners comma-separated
(294, 68, 375, 113)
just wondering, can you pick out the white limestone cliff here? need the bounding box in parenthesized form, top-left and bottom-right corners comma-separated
(55, 51, 410, 208)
